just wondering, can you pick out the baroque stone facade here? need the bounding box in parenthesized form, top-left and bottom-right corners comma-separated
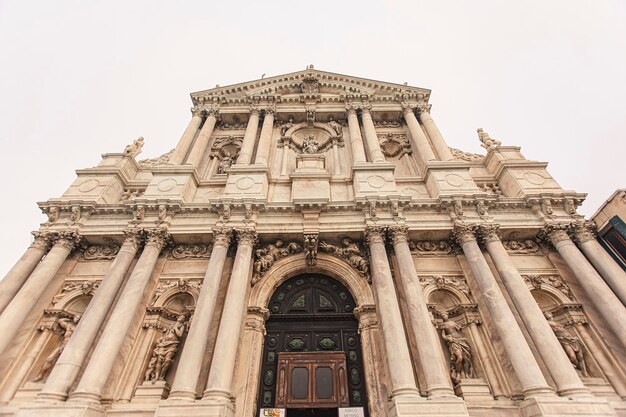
(1, 68, 626, 417)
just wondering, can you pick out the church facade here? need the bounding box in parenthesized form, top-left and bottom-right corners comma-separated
(1, 68, 626, 417)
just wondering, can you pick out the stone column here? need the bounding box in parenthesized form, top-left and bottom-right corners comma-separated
(454, 225, 553, 398)
(388, 226, 455, 398)
(254, 107, 275, 165)
(417, 104, 454, 161)
(37, 230, 142, 401)
(203, 229, 257, 404)
(359, 107, 386, 163)
(70, 229, 167, 404)
(573, 222, 626, 305)
(479, 225, 589, 397)
(236, 107, 261, 165)
(0, 231, 79, 357)
(186, 109, 219, 167)
(402, 104, 436, 165)
(169, 228, 232, 401)
(364, 227, 422, 400)
(169, 106, 204, 165)
(544, 225, 626, 348)
(346, 106, 367, 164)
(0, 232, 50, 314)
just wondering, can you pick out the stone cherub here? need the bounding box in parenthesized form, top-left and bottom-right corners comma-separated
(477, 128, 501, 150)
(33, 315, 81, 382)
(319, 238, 369, 277)
(124, 137, 145, 157)
(280, 116, 294, 136)
(304, 234, 318, 266)
(438, 311, 474, 385)
(145, 315, 187, 383)
(252, 239, 302, 285)
(544, 311, 589, 377)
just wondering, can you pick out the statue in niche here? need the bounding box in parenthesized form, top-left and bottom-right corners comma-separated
(544, 311, 589, 377)
(218, 149, 236, 174)
(304, 234, 318, 266)
(252, 240, 302, 285)
(327, 116, 342, 136)
(438, 311, 474, 385)
(145, 315, 187, 383)
(319, 238, 369, 277)
(477, 128, 501, 150)
(33, 315, 81, 382)
(124, 136, 145, 157)
(280, 116, 294, 136)
(302, 135, 319, 154)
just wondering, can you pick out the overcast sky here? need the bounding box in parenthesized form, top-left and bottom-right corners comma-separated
(0, 0, 625, 276)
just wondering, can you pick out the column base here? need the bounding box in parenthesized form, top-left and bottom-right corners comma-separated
(166, 388, 197, 402)
(388, 393, 470, 417)
(157, 400, 235, 417)
(132, 380, 170, 403)
(12, 383, 43, 404)
(454, 378, 493, 402)
(14, 403, 105, 417)
(67, 391, 102, 406)
(520, 396, 616, 417)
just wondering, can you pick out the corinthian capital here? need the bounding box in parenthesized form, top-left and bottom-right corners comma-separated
(53, 231, 82, 251)
(264, 104, 276, 116)
(212, 226, 233, 248)
(235, 228, 258, 247)
(388, 226, 409, 245)
(30, 231, 52, 251)
(191, 106, 204, 117)
(479, 224, 501, 244)
(452, 224, 478, 246)
(400, 101, 416, 116)
(416, 101, 431, 114)
(205, 107, 221, 119)
(144, 228, 170, 250)
(249, 105, 261, 116)
(539, 224, 571, 247)
(122, 229, 143, 252)
(572, 222, 597, 244)
(364, 226, 386, 245)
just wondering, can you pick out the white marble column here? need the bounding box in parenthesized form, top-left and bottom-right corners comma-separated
(0, 231, 79, 357)
(402, 104, 437, 165)
(388, 226, 456, 398)
(454, 225, 554, 398)
(37, 230, 142, 401)
(365, 227, 422, 401)
(186, 109, 219, 167)
(346, 106, 367, 164)
(360, 107, 386, 163)
(545, 226, 626, 348)
(417, 104, 454, 161)
(203, 229, 256, 404)
(169, 106, 204, 165)
(254, 108, 275, 165)
(169, 228, 232, 401)
(236, 107, 261, 165)
(70, 229, 167, 404)
(573, 223, 626, 305)
(0, 232, 50, 314)
(479, 225, 590, 397)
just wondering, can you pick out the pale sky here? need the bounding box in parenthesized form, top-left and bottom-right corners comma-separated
(0, 0, 625, 277)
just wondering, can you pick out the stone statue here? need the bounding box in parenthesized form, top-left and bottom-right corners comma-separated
(218, 150, 235, 174)
(302, 135, 319, 154)
(327, 116, 342, 136)
(144, 315, 187, 383)
(33, 315, 80, 382)
(319, 238, 369, 276)
(438, 311, 474, 384)
(544, 312, 589, 377)
(124, 137, 145, 157)
(252, 240, 302, 285)
(304, 234, 318, 266)
(280, 117, 294, 136)
(477, 128, 500, 150)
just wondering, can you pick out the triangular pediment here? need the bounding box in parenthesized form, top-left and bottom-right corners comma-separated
(190, 67, 431, 105)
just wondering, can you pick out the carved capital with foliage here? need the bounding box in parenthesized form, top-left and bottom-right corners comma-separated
(212, 226, 233, 248)
(572, 222, 597, 244)
(30, 231, 52, 251)
(364, 226, 386, 245)
(144, 228, 170, 250)
(388, 226, 409, 246)
(52, 231, 82, 252)
(452, 224, 478, 246)
(235, 228, 258, 247)
(479, 224, 501, 244)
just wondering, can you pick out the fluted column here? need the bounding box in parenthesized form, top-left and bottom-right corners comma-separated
(365, 227, 421, 400)
(360, 107, 386, 163)
(0, 231, 79, 357)
(170, 106, 204, 165)
(573, 222, 626, 305)
(417, 104, 454, 161)
(169, 228, 232, 401)
(70, 229, 167, 403)
(479, 225, 589, 397)
(254, 107, 275, 165)
(37, 230, 142, 401)
(236, 107, 261, 165)
(454, 225, 553, 398)
(346, 106, 367, 164)
(389, 226, 455, 398)
(0, 232, 50, 314)
(545, 226, 626, 347)
(203, 229, 257, 403)
(402, 104, 436, 165)
(186, 109, 219, 167)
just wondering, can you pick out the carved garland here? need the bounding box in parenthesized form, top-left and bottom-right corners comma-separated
(252, 239, 303, 286)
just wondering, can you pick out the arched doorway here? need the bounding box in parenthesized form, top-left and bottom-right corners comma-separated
(257, 274, 369, 416)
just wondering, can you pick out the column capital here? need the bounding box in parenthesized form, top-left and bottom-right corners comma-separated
(249, 105, 261, 116)
(235, 228, 258, 247)
(263, 105, 276, 116)
(452, 224, 478, 246)
(416, 101, 432, 114)
(212, 226, 233, 248)
(144, 228, 170, 250)
(52, 231, 82, 252)
(359, 104, 373, 114)
(247, 306, 270, 322)
(479, 224, 501, 244)
(572, 222, 597, 244)
(205, 107, 221, 119)
(191, 106, 204, 117)
(400, 101, 416, 116)
(122, 229, 142, 252)
(364, 226, 386, 245)
(345, 103, 358, 116)
(539, 224, 571, 247)
(30, 231, 52, 251)
(388, 225, 409, 245)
